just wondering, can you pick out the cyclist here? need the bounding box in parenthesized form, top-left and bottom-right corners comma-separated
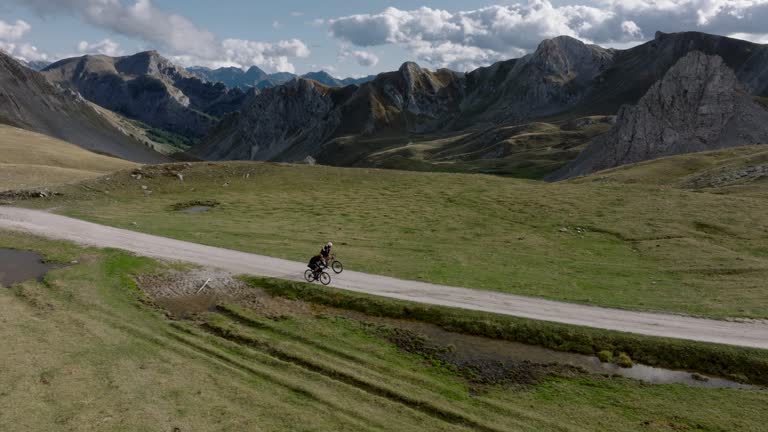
(307, 254, 324, 277)
(320, 242, 333, 266)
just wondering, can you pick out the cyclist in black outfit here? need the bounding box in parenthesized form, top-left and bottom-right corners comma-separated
(320, 242, 333, 265)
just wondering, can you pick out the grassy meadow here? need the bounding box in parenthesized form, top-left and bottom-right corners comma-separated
(1, 231, 767, 431)
(0, 125, 136, 191)
(14, 153, 768, 319)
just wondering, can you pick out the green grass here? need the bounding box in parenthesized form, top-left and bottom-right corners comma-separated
(20, 161, 768, 319)
(355, 119, 612, 179)
(2, 232, 767, 431)
(247, 276, 768, 386)
(572, 145, 768, 188)
(0, 125, 136, 191)
(145, 127, 194, 150)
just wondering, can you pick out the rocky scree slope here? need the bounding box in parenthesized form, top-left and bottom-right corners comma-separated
(0, 51, 165, 163)
(549, 52, 768, 180)
(42, 51, 246, 138)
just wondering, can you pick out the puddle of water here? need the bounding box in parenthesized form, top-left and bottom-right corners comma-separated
(359, 315, 757, 390)
(0, 249, 60, 287)
(177, 206, 212, 214)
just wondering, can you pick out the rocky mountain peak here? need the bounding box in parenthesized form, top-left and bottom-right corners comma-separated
(550, 51, 768, 179)
(530, 35, 614, 80)
(115, 50, 191, 80)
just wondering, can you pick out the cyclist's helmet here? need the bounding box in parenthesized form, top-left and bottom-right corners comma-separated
(326, 242, 333, 247)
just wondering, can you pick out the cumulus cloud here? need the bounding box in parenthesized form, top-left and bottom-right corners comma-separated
(12, 0, 310, 72)
(0, 19, 31, 41)
(340, 49, 380, 67)
(0, 19, 48, 62)
(171, 39, 310, 73)
(328, 1, 768, 70)
(77, 38, 123, 56)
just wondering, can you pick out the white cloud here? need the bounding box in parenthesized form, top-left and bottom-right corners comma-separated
(13, 0, 311, 72)
(0, 19, 48, 62)
(340, 49, 380, 67)
(272, 20, 282, 29)
(173, 38, 310, 73)
(729, 32, 768, 44)
(0, 19, 31, 41)
(328, 1, 768, 70)
(620, 20, 643, 39)
(77, 38, 123, 56)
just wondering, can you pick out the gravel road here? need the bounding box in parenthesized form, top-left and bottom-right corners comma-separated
(2, 206, 767, 349)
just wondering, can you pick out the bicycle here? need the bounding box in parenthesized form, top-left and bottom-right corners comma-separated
(304, 268, 331, 285)
(327, 255, 344, 274)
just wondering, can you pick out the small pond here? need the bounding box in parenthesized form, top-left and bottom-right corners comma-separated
(0, 249, 61, 287)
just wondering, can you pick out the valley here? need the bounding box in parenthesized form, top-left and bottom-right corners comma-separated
(2, 15, 768, 431)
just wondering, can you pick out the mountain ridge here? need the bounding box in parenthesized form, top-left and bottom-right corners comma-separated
(189, 65, 376, 90)
(41, 51, 246, 138)
(0, 51, 166, 163)
(194, 31, 768, 171)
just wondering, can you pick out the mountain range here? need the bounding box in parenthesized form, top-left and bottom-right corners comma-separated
(188, 66, 376, 90)
(195, 31, 768, 177)
(3, 30, 768, 179)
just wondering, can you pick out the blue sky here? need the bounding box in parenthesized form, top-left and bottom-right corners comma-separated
(2, 1, 768, 77)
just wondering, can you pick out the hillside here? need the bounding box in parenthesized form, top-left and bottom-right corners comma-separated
(42, 51, 246, 137)
(0, 51, 165, 163)
(0, 125, 136, 191)
(194, 32, 768, 178)
(572, 145, 768, 190)
(14, 161, 768, 319)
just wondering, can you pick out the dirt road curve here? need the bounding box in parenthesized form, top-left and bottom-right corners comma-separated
(1, 206, 767, 349)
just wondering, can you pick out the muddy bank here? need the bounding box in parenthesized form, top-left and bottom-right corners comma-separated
(136, 270, 759, 390)
(358, 315, 756, 390)
(0, 248, 61, 287)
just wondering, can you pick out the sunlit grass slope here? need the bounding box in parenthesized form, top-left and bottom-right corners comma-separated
(19, 160, 768, 319)
(0, 125, 136, 191)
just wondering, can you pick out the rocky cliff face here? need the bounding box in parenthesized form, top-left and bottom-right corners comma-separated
(461, 36, 615, 124)
(0, 52, 166, 163)
(42, 51, 245, 137)
(197, 79, 342, 160)
(549, 52, 768, 180)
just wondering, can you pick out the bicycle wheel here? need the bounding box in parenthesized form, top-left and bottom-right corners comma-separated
(331, 260, 343, 274)
(304, 269, 315, 283)
(319, 272, 331, 285)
